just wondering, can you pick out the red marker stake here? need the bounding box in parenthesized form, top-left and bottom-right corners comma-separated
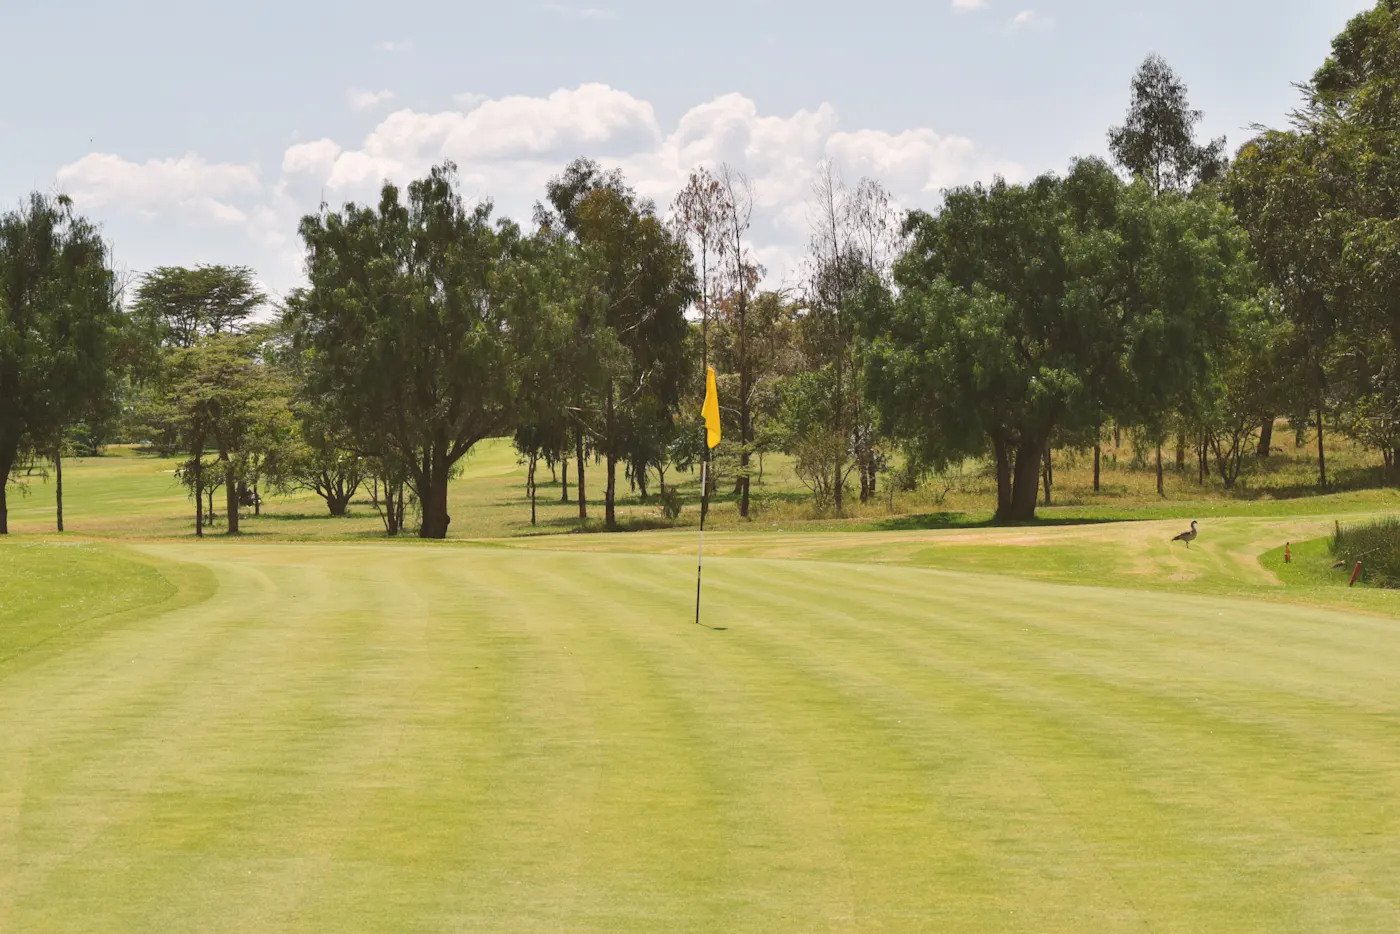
(1350, 561, 1363, 587)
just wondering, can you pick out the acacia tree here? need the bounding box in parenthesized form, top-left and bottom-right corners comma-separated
(154, 331, 281, 536)
(133, 265, 265, 348)
(292, 162, 551, 539)
(0, 193, 121, 534)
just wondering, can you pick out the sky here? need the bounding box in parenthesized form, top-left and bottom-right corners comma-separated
(0, 0, 1375, 302)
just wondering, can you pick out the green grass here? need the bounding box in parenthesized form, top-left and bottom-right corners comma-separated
(3, 425, 1397, 542)
(0, 542, 180, 672)
(6, 430, 1400, 929)
(4, 528, 1400, 931)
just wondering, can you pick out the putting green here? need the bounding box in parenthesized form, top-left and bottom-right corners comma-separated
(3, 534, 1400, 931)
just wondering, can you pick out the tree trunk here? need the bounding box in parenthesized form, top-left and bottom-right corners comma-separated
(1093, 443, 1101, 492)
(0, 442, 14, 534)
(833, 355, 845, 515)
(529, 454, 537, 527)
(419, 446, 453, 539)
(225, 461, 240, 535)
(993, 436, 1013, 520)
(207, 485, 216, 523)
(1008, 436, 1044, 521)
(1042, 445, 1053, 506)
(550, 460, 557, 484)
(1114, 423, 1121, 448)
(1317, 406, 1328, 489)
(1156, 445, 1164, 498)
(328, 489, 351, 516)
(419, 457, 451, 539)
(1175, 432, 1186, 471)
(253, 478, 261, 516)
(1198, 431, 1207, 486)
(54, 446, 64, 532)
(561, 457, 570, 503)
(575, 430, 587, 522)
(1257, 417, 1274, 458)
(194, 460, 204, 538)
(605, 381, 618, 530)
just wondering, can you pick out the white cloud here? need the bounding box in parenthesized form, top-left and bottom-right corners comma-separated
(951, 0, 987, 9)
(544, 3, 616, 20)
(282, 139, 342, 177)
(454, 91, 488, 110)
(56, 153, 261, 226)
(56, 85, 1024, 295)
(348, 88, 395, 110)
(377, 40, 410, 52)
(1009, 9, 1048, 29)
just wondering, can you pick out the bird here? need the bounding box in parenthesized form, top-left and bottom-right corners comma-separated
(1172, 520, 1199, 548)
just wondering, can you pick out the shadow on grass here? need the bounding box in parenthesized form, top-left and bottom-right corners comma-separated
(871, 511, 1126, 532)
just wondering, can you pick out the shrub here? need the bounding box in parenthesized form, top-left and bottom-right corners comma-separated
(1331, 517, 1400, 587)
(658, 485, 682, 522)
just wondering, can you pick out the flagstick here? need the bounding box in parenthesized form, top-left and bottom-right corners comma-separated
(694, 459, 707, 625)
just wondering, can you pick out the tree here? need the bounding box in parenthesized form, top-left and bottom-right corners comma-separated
(671, 167, 728, 376)
(0, 193, 121, 534)
(292, 162, 553, 539)
(132, 265, 265, 349)
(714, 164, 763, 516)
(1108, 53, 1227, 195)
(153, 331, 281, 536)
(799, 163, 904, 512)
(541, 158, 695, 529)
(1227, 2, 1400, 488)
(860, 159, 1244, 521)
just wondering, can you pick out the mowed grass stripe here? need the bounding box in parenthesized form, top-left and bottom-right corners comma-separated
(703, 557, 1400, 930)
(3, 541, 1400, 931)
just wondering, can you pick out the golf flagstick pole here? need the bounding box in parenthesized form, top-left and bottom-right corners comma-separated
(696, 364, 720, 626)
(694, 459, 707, 625)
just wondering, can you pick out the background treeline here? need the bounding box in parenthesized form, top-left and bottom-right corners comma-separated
(4, 2, 1399, 537)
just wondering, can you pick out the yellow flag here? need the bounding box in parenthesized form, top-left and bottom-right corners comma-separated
(701, 366, 721, 449)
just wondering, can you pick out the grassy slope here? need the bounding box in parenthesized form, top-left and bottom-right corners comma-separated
(3, 536, 1400, 931)
(0, 542, 212, 674)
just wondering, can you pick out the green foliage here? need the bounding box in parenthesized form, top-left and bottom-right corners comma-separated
(1332, 516, 1400, 587)
(0, 192, 122, 533)
(291, 161, 566, 538)
(539, 158, 696, 528)
(861, 158, 1248, 521)
(132, 264, 265, 351)
(657, 483, 682, 521)
(1107, 53, 1228, 194)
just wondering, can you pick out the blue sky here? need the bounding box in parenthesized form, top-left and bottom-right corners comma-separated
(0, 0, 1373, 299)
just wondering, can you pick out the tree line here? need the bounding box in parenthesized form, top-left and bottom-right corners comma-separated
(3, 2, 1397, 536)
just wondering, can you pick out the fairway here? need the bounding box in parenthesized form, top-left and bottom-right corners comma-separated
(4, 534, 1400, 932)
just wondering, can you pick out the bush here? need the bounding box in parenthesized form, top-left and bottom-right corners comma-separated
(658, 485, 682, 522)
(1332, 517, 1400, 587)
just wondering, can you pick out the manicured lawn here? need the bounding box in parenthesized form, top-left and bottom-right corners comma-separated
(3, 529, 1400, 931)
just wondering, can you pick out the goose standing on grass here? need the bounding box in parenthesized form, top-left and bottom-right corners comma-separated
(1172, 520, 1199, 548)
